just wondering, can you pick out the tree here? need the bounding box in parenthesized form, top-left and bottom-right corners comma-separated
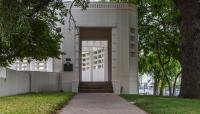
(139, 52, 162, 95)
(0, 0, 88, 66)
(176, 0, 200, 98)
(130, 0, 181, 96)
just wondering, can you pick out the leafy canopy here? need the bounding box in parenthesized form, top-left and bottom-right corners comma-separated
(130, 0, 181, 95)
(0, 0, 88, 66)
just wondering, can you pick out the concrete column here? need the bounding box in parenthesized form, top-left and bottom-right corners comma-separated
(104, 47, 108, 81)
(30, 61, 35, 71)
(90, 49, 94, 81)
(47, 58, 53, 72)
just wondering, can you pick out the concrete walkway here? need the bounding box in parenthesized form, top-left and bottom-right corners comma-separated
(58, 93, 147, 114)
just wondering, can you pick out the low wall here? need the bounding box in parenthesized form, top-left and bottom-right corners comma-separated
(0, 69, 74, 97)
(61, 72, 74, 91)
(30, 72, 60, 92)
(0, 69, 29, 96)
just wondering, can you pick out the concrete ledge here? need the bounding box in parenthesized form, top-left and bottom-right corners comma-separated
(72, 81, 79, 93)
(112, 80, 121, 94)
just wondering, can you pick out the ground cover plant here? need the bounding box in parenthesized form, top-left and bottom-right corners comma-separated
(0, 92, 74, 114)
(121, 94, 200, 114)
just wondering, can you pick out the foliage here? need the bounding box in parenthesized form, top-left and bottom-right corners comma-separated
(0, 0, 88, 66)
(121, 94, 200, 114)
(129, 0, 181, 95)
(0, 92, 74, 114)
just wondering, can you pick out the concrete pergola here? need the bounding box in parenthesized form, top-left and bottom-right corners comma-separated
(52, 2, 139, 94)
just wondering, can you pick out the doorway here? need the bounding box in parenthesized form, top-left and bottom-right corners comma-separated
(81, 41, 108, 82)
(79, 27, 112, 82)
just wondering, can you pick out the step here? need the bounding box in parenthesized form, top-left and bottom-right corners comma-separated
(79, 82, 113, 87)
(79, 89, 113, 93)
(79, 86, 113, 89)
(79, 82, 112, 85)
(78, 81, 113, 93)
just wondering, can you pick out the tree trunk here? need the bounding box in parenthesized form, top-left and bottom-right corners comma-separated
(172, 72, 181, 96)
(168, 83, 172, 96)
(177, 0, 200, 98)
(159, 81, 165, 96)
(155, 40, 172, 96)
(153, 77, 159, 95)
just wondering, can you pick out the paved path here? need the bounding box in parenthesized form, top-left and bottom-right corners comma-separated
(58, 93, 147, 114)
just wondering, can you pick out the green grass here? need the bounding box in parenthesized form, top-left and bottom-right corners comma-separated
(121, 94, 200, 114)
(0, 92, 74, 114)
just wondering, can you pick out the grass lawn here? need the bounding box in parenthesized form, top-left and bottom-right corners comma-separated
(0, 92, 74, 114)
(121, 94, 200, 114)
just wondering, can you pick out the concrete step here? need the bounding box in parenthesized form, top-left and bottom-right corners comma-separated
(79, 82, 112, 85)
(79, 86, 113, 89)
(79, 81, 113, 93)
(79, 89, 113, 93)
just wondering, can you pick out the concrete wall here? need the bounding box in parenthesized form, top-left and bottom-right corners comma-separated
(61, 72, 74, 91)
(30, 71, 60, 92)
(0, 69, 29, 97)
(0, 68, 73, 97)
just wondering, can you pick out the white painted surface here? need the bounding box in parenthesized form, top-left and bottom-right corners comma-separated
(93, 68, 105, 81)
(30, 71, 60, 92)
(71, 80, 79, 93)
(0, 67, 6, 78)
(112, 80, 121, 95)
(0, 69, 29, 97)
(61, 72, 74, 91)
(82, 70, 91, 81)
(0, 68, 74, 97)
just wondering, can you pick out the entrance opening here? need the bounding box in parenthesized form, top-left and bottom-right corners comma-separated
(79, 27, 112, 82)
(81, 41, 108, 82)
(78, 27, 113, 93)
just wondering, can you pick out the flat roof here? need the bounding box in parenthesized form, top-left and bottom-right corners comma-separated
(64, 2, 137, 10)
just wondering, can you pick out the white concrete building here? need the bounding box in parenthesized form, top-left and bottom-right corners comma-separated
(59, 2, 138, 94)
(8, 2, 138, 94)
